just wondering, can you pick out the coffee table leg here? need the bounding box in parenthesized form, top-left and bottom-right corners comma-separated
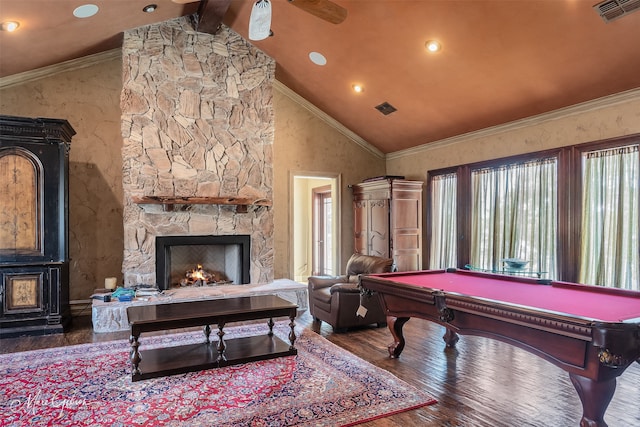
(288, 315, 296, 350)
(217, 322, 226, 361)
(267, 317, 274, 336)
(129, 334, 141, 376)
(204, 324, 211, 343)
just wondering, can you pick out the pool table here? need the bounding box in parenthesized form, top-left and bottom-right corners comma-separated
(359, 269, 640, 427)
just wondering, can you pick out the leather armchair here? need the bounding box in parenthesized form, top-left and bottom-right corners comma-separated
(307, 254, 393, 332)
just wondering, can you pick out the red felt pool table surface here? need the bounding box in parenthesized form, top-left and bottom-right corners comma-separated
(378, 270, 640, 323)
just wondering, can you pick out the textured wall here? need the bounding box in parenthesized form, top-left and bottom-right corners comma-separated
(120, 18, 276, 286)
(272, 88, 386, 277)
(0, 59, 124, 302)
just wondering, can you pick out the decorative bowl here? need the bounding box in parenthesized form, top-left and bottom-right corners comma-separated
(502, 258, 529, 270)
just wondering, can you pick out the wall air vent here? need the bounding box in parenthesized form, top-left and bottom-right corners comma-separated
(594, 0, 640, 23)
(375, 102, 397, 115)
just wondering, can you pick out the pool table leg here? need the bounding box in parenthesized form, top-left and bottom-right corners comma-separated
(569, 373, 616, 427)
(387, 316, 410, 358)
(443, 327, 459, 348)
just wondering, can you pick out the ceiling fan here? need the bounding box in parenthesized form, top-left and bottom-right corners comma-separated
(172, 0, 347, 38)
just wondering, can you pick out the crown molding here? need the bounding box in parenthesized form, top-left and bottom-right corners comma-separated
(273, 80, 384, 159)
(0, 49, 122, 89)
(387, 87, 640, 161)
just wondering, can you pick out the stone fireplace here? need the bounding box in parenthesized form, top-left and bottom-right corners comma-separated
(119, 17, 275, 288)
(156, 234, 251, 290)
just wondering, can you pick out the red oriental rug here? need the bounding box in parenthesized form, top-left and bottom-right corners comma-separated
(0, 323, 436, 426)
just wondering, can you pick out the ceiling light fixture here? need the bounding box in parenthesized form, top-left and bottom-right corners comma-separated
(0, 21, 20, 32)
(352, 84, 364, 93)
(309, 52, 327, 66)
(425, 40, 442, 53)
(143, 4, 158, 13)
(248, 0, 272, 41)
(73, 4, 99, 19)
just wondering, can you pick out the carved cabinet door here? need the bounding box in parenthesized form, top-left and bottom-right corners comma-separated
(0, 148, 41, 258)
(352, 179, 423, 272)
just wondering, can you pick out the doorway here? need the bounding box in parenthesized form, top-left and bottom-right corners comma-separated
(291, 173, 341, 282)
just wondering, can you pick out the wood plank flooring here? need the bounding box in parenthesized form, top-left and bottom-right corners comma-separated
(2, 311, 639, 426)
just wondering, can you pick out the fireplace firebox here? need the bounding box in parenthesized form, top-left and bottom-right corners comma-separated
(155, 235, 250, 290)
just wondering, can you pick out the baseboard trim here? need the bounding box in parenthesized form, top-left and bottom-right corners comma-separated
(70, 299, 93, 317)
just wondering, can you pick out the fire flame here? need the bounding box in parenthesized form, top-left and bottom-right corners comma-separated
(192, 264, 206, 281)
(178, 264, 230, 287)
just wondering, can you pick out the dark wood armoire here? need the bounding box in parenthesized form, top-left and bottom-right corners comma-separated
(352, 178, 423, 272)
(0, 115, 75, 337)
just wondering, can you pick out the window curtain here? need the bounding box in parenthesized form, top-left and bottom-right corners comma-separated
(579, 145, 639, 290)
(470, 158, 557, 277)
(429, 172, 457, 269)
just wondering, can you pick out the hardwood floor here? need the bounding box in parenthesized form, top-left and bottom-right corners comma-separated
(2, 311, 639, 426)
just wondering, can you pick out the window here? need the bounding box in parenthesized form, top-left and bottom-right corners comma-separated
(579, 145, 639, 289)
(426, 134, 640, 290)
(429, 172, 457, 269)
(470, 158, 557, 278)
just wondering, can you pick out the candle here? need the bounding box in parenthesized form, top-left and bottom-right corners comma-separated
(105, 277, 117, 290)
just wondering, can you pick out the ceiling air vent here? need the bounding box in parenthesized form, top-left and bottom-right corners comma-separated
(594, 0, 640, 23)
(375, 102, 397, 116)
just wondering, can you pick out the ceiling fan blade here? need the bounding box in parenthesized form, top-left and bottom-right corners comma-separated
(288, 0, 347, 24)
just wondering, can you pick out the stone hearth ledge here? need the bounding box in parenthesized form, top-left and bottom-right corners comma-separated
(92, 279, 308, 333)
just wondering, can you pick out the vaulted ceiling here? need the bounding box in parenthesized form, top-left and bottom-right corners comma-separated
(1, 0, 640, 154)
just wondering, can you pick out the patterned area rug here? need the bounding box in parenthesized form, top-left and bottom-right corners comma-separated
(0, 323, 436, 426)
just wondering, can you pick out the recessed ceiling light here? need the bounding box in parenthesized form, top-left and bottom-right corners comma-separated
(309, 51, 327, 66)
(352, 84, 364, 93)
(143, 4, 158, 13)
(0, 21, 20, 32)
(425, 40, 442, 53)
(73, 4, 99, 19)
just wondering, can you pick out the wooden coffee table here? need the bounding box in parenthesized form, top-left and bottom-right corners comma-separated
(127, 294, 298, 381)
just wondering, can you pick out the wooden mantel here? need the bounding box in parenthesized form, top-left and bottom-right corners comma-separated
(132, 196, 272, 213)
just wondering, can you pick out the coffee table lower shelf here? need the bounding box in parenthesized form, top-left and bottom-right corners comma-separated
(132, 334, 297, 381)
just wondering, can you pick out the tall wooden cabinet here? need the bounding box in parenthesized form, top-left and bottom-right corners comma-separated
(0, 115, 75, 337)
(352, 178, 423, 272)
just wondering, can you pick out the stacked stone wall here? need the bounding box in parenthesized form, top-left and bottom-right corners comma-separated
(120, 17, 275, 286)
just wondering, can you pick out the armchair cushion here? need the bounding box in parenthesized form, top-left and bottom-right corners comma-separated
(346, 253, 394, 276)
(308, 275, 349, 291)
(307, 254, 394, 332)
(329, 282, 360, 294)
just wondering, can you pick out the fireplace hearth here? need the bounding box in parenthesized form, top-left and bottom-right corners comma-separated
(156, 235, 250, 290)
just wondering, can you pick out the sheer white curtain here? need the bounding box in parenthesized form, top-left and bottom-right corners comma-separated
(470, 158, 557, 277)
(579, 145, 639, 290)
(429, 173, 457, 269)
